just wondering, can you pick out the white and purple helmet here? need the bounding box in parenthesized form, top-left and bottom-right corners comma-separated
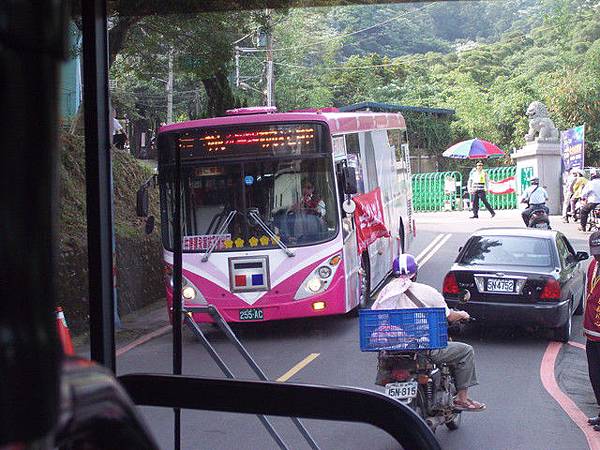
(393, 254, 418, 278)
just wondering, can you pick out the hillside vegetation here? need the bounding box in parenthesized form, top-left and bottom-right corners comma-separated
(271, 0, 600, 162)
(57, 134, 163, 333)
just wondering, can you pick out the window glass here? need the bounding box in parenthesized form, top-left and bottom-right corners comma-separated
(557, 235, 576, 266)
(161, 157, 338, 250)
(345, 133, 365, 194)
(460, 236, 553, 267)
(361, 132, 379, 192)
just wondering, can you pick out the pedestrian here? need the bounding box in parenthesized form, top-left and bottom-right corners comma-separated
(467, 161, 495, 219)
(462, 186, 471, 211)
(579, 171, 600, 232)
(562, 168, 577, 223)
(584, 231, 600, 430)
(112, 117, 128, 150)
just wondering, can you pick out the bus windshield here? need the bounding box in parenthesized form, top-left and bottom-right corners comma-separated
(160, 152, 339, 252)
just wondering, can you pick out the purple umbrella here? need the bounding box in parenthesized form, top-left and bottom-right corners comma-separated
(442, 138, 504, 159)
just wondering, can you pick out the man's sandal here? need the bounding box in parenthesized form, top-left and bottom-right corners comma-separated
(454, 398, 486, 412)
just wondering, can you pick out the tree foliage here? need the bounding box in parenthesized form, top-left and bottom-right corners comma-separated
(107, 0, 600, 163)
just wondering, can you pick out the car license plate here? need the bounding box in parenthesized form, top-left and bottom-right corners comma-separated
(385, 382, 418, 400)
(486, 278, 514, 293)
(239, 308, 264, 321)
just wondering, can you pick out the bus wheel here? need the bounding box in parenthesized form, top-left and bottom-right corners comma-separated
(359, 253, 371, 309)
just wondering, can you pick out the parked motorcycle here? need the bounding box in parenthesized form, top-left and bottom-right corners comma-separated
(378, 350, 462, 432)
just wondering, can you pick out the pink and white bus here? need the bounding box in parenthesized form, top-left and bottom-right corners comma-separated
(157, 107, 414, 322)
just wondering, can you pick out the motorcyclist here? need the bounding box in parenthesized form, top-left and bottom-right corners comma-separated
(520, 177, 549, 226)
(372, 254, 486, 412)
(579, 171, 600, 232)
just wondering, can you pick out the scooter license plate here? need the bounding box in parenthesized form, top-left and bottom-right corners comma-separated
(385, 382, 418, 400)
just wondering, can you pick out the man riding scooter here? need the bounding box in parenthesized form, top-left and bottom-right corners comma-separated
(372, 254, 486, 412)
(520, 177, 549, 227)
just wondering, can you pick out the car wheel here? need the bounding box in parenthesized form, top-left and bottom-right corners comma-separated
(553, 301, 572, 343)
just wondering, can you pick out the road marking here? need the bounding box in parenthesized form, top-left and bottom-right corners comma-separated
(417, 234, 452, 268)
(276, 353, 320, 382)
(569, 340, 587, 350)
(540, 342, 600, 450)
(415, 233, 445, 262)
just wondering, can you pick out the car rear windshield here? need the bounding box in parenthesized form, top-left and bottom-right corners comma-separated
(459, 236, 553, 267)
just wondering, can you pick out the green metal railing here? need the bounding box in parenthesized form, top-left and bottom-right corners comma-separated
(411, 166, 533, 212)
(412, 171, 462, 212)
(486, 166, 516, 210)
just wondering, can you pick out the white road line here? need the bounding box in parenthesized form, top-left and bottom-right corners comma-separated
(415, 233, 445, 262)
(417, 234, 452, 268)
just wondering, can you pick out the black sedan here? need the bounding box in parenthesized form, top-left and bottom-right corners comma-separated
(443, 228, 589, 342)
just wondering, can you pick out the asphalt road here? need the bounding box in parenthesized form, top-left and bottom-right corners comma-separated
(116, 210, 595, 450)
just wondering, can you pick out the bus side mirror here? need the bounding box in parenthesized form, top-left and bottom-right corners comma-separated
(342, 166, 358, 195)
(136, 186, 149, 217)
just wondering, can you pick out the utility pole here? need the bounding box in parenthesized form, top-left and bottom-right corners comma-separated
(167, 49, 174, 123)
(265, 8, 274, 108)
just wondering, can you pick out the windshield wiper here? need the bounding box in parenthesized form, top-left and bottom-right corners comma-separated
(201, 210, 237, 262)
(247, 208, 295, 257)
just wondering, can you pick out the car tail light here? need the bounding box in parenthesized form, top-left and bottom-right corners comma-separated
(391, 369, 410, 381)
(443, 272, 460, 295)
(539, 279, 561, 300)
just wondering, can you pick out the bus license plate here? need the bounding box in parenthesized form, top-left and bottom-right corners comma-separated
(486, 278, 514, 293)
(385, 382, 418, 400)
(239, 308, 264, 321)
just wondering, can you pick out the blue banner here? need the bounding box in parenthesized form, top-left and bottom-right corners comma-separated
(561, 125, 585, 171)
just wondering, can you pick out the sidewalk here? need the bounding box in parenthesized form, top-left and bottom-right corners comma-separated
(73, 298, 170, 356)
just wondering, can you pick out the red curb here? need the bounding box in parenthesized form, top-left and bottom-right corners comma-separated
(540, 341, 600, 450)
(569, 340, 587, 350)
(116, 324, 172, 357)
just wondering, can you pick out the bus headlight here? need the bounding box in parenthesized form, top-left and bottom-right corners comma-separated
(182, 286, 196, 300)
(307, 277, 323, 293)
(294, 254, 342, 300)
(317, 266, 332, 279)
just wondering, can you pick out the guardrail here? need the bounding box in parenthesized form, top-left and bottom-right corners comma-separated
(412, 171, 462, 212)
(411, 167, 532, 212)
(486, 166, 516, 210)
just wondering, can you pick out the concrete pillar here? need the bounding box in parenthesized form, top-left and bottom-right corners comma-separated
(511, 141, 562, 214)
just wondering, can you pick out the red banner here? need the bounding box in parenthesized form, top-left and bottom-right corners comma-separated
(488, 176, 516, 195)
(354, 187, 390, 254)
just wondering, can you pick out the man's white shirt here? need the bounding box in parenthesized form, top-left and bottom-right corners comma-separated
(581, 179, 600, 203)
(522, 185, 548, 204)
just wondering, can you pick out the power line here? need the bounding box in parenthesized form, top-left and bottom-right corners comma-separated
(242, 2, 435, 54)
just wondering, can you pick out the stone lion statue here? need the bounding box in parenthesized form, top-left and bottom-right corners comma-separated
(524, 101, 559, 142)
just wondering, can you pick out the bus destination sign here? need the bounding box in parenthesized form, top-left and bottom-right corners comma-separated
(176, 124, 323, 159)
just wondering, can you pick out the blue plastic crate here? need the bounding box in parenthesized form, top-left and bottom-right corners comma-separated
(358, 308, 448, 352)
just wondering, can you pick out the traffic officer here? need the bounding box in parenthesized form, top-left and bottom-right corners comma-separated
(467, 161, 495, 219)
